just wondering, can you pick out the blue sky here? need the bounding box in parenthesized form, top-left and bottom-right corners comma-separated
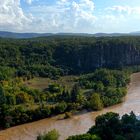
(0, 0, 140, 33)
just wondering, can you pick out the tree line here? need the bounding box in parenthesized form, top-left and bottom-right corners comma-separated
(1, 36, 140, 79)
(0, 68, 130, 128)
(36, 112, 140, 140)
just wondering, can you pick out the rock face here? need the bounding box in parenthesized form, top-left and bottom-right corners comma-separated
(78, 44, 140, 69)
(53, 37, 140, 73)
(1, 36, 140, 74)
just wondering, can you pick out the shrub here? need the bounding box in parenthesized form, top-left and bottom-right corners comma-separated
(37, 129, 59, 140)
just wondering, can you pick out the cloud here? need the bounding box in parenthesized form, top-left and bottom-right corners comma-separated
(106, 5, 140, 15)
(98, 5, 140, 33)
(25, 0, 38, 5)
(25, 0, 33, 4)
(1, 0, 139, 33)
(0, 0, 33, 32)
(28, 0, 96, 33)
(59, 0, 68, 2)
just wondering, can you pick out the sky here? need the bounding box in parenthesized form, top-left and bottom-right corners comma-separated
(0, 0, 140, 33)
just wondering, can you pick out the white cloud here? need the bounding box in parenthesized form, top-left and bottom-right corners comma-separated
(25, 0, 37, 5)
(59, 0, 68, 2)
(1, 0, 139, 33)
(0, 0, 33, 32)
(98, 5, 140, 33)
(106, 5, 140, 15)
(28, 0, 96, 33)
(25, 0, 33, 4)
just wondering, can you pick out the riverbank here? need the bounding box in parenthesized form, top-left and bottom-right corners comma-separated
(0, 72, 140, 140)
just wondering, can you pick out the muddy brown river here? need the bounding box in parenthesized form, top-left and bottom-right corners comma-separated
(1, 73, 140, 140)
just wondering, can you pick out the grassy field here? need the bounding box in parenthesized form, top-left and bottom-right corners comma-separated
(24, 76, 78, 91)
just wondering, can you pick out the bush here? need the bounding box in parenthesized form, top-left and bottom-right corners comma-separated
(37, 129, 59, 140)
(54, 102, 67, 114)
(64, 112, 72, 119)
(67, 134, 101, 140)
(89, 93, 103, 110)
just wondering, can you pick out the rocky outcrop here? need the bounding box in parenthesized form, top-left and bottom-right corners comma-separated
(54, 38, 140, 73)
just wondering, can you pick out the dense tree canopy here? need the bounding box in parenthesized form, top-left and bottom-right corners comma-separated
(67, 112, 140, 140)
(0, 36, 139, 129)
(0, 36, 140, 78)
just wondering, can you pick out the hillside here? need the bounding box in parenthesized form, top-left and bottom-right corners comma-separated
(1, 31, 140, 39)
(0, 36, 140, 78)
(0, 36, 139, 129)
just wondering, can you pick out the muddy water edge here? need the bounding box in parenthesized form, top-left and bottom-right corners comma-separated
(1, 73, 140, 140)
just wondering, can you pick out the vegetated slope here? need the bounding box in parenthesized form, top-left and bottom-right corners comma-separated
(0, 36, 140, 78)
(0, 68, 130, 129)
(0, 36, 139, 129)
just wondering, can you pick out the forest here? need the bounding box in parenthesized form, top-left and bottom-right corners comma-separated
(67, 112, 140, 140)
(0, 36, 140, 129)
(1, 36, 140, 78)
(37, 112, 140, 140)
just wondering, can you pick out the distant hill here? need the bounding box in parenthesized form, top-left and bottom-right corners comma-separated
(0, 31, 53, 39)
(130, 31, 140, 35)
(0, 31, 140, 38)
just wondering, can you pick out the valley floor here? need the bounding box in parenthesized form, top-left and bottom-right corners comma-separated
(1, 73, 140, 140)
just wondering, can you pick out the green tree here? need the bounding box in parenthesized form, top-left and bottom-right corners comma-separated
(55, 102, 67, 114)
(76, 92, 86, 106)
(67, 134, 101, 140)
(0, 86, 6, 105)
(5, 94, 16, 105)
(89, 93, 103, 110)
(114, 135, 126, 140)
(48, 84, 62, 93)
(71, 84, 80, 102)
(89, 112, 121, 140)
(94, 81, 104, 92)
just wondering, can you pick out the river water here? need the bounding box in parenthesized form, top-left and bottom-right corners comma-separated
(1, 73, 140, 140)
